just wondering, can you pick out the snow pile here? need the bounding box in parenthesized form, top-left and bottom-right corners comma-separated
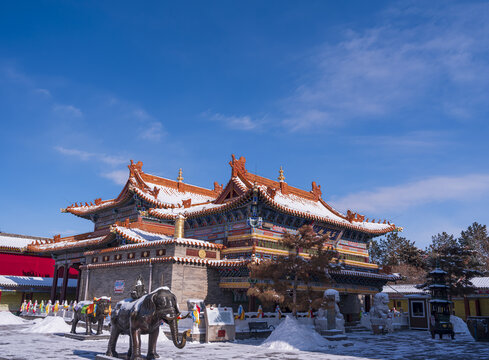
(261, 315, 329, 351)
(450, 315, 471, 335)
(0, 311, 26, 325)
(22, 316, 71, 333)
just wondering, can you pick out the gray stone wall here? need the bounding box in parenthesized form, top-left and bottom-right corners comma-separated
(79, 241, 234, 308)
(81, 261, 234, 309)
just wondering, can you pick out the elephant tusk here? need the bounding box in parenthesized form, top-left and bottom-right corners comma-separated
(165, 313, 181, 321)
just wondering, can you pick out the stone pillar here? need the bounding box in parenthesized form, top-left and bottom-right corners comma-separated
(148, 262, 153, 293)
(75, 266, 82, 301)
(60, 265, 70, 302)
(84, 269, 90, 301)
(325, 293, 337, 330)
(50, 264, 59, 301)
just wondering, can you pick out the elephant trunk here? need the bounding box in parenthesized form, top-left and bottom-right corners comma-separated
(169, 318, 189, 349)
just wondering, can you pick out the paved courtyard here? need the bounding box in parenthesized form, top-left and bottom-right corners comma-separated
(0, 324, 487, 360)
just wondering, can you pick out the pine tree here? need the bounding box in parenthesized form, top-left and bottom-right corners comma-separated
(370, 232, 425, 268)
(460, 222, 489, 273)
(248, 225, 338, 316)
(423, 232, 482, 299)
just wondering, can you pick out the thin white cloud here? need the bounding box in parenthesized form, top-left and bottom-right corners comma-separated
(54, 146, 126, 166)
(138, 120, 165, 141)
(331, 174, 489, 214)
(282, 1, 489, 130)
(34, 88, 51, 97)
(208, 112, 258, 130)
(101, 170, 128, 185)
(350, 131, 452, 150)
(53, 104, 83, 118)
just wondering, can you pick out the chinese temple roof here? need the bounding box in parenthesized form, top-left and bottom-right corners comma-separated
(0, 275, 77, 289)
(82, 256, 248, 270)
(0, 233, 50, 252)
(26, 219, 223, 254)
(62, 160, 222, 218)
(150, 155, 397, 235)
(108, 224, 224, 250)
(26, 229, 114, 254)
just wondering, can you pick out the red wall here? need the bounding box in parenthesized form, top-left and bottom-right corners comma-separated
(0, 253, 55, 277)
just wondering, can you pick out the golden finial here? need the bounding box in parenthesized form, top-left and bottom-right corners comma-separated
(177, 168, 183, 182)
(278, 166, 285, 182)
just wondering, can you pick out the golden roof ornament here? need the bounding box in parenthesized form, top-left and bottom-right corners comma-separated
(278, 166, 285, 182)
(177, 168, 183, 182)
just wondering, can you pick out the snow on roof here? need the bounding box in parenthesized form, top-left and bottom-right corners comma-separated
(267, 188, 392, 232)
(470, 277, 489, 289)
(0, 233, 48, 250)
(330, 269, 399, 281)
(383, 277, 489, 294)
(143, 180, 216, 206)
(382, 284, 425, 294)
(32, 235, 108, 251)
(111, 226, 223, 249)
(149, 201, 225, 218)
(84, 256, 248, 270)
(0, 275, 77, 288)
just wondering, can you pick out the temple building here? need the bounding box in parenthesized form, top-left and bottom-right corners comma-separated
(27, 155, 400, 319)
(0, 232, 77, 311)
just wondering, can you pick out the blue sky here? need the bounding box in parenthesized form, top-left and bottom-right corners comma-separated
(1, 0, 488, 249)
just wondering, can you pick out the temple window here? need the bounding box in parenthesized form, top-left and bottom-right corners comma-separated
(157, 249, 166, 256)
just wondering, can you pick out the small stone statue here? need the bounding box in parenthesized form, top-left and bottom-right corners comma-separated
(323, 289, 345, 331)
(130, 275, 147, 300)
(370, 292, 393, 333)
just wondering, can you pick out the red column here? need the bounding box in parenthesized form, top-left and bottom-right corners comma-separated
(463, 296, 471, 320)
(365, 295, 371, 312)
(60, 265, 70, 302)
(475, 299, 481, 316)
(50, 264, 59, 301)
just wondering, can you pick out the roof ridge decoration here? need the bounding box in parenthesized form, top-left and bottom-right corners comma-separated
(229, 154, 324, 201)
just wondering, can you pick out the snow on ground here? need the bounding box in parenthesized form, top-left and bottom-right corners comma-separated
(0, 320, 486, 360)
(451, 315, 471, 335)
(0, 311, 25, 325)
(261, 315, 329, 351)
(21, 316, 71, 333)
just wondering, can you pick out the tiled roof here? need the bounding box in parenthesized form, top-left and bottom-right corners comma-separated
(82, 256, 248, 270)
(103, 225, 223, 251)
(331, 269, 400, 281)
(62, 160, 222, 217)
(383, 277, 489, 294)
(470, 277, 489, 289)
(0, 233, 49, 251)
(26, 230, 113, 253)
(0, 275, 77, 288)
(382, 284, 425, 294)
(150, 173, 397, 235)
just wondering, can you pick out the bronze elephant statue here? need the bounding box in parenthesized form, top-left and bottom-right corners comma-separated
(71, 297, 111, 335)
(106, 287, 190, 360)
